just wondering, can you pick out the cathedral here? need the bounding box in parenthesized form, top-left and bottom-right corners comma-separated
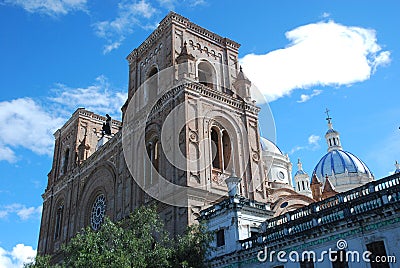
(37, 12, 400, 267)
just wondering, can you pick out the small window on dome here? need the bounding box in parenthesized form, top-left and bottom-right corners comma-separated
(280, 202, 288, 208)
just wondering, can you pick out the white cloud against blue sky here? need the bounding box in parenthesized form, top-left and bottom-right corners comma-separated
(0, 77, 125, 164)
(2, 0, 87, 16)
(241, 20, 391, 102)
(0, 244, 36, 268)
(93, 0, 158, 53)
(0, 1, 399, 266)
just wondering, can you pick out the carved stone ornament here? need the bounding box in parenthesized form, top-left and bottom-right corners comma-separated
(189, 130, 199, 143)
(252, 151, 260, 162)
(212, 172, 228, 185)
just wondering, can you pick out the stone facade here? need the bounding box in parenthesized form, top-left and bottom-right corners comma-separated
(37, 12, 315, 261)
(38, 12, 286, 259)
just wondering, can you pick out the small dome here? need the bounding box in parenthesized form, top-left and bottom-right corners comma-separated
(260, 137, 283, 155)
(295, 170, 307, 176)
(326, 128, 339, 135)
(313, 149, 372, 179)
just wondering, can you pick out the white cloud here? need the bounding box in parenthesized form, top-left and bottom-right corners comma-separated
(0, 98, 64, 159)
(93, 0, 158, 54)
(16, 205, 43, 221)
(308, 134, 321, 149)
(0, 76, 125, 163)
(3, 0, 87, 16)
(321, 12, 330, 19)
(103, 42, 122, 54)
(289, 134, 321, 154)
(0, 204, 42, 221)
(241, 20, 391, 103)
(157, 0, 206, 9)
(0, 146, 16, 163)
(0, 244, 36, 268)
(49, 75, 127, 118)
(297, 89, 322, 103)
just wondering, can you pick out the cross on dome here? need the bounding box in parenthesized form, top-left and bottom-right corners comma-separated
(324, 109, 342, 152)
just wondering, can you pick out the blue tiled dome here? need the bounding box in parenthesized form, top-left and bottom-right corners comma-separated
(295, 170, 307, 176)
(313, 149, 372, 179)
(326, 128, 339, 134)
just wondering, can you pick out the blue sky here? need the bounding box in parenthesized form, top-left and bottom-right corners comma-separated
(0, 0, 399, 266)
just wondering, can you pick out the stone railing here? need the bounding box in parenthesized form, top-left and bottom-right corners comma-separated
(240, 173, 400, 250)
(200, 196, 270, 220)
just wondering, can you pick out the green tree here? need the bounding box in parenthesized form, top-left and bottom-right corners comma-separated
(25, 205, 212, 268)
(171, 223, 213, 268)
(63, 205, 172, 268)
(23, 254, 54, 268)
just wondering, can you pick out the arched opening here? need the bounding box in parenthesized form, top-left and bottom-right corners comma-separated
(148, 66, 158, 78)
(146, 138, 160, 185)
(222, 130, 231, 170)
(302, 181, 305, 191)
(146, 66, 158, 102)
(62, 148, 70, 175)
(210, 126, 232, 173)
(54, 202, 64, 240)
(211, 127, 221, 169)
(198, 61, 215, 89)
(153, 140, 159, 172)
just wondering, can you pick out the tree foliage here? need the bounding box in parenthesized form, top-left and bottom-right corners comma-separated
(171, 223, 213, 268)
(25, 205, 212, 268)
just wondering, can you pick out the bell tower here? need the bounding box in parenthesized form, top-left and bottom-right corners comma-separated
(122, 12, 268, 234)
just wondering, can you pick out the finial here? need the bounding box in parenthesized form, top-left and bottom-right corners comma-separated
(176, 40, 194, 63)
(396, 160, 400, 169)
(297, 158, 302, 170)
(325, 108, 332, 124)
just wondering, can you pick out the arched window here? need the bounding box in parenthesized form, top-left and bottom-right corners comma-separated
(146, 139, 160, 185)
(302, 181, 305, 191)
(62, 148, 70, 175)
(222, 130, 231, 170)
(211, 127, 221, 169)
(198, 61, 215, 89)
(54, 202, 64, 240)
(210, 126, 231, 172)
(146, 66, 158, 102)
